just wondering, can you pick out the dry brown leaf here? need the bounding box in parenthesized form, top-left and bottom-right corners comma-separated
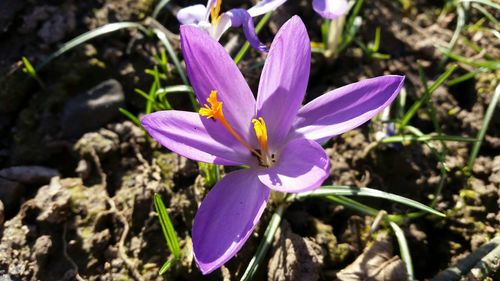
(335, 236, 408, 281)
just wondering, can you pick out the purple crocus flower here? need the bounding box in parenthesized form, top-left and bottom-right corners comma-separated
(177, 0, 287, 51)
(176, 0, 347, 52)
(246, 0, 349, 19)
(142, 16, 404, 274)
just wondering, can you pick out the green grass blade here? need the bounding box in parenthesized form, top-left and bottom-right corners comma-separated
(460, 0, 500, 9)
(325, 195, 379, 216)
(416, 64, 447, 152)
(37, 22, 147, 71)
(380, 134, 477, 143)
(134, 88, 156, 104)
(396, 87, 408, 119)
(21, 56, 45, 88)
(447, 69, 484, 86)
(318, 196, 403, 223)
(153, 194, 181, 259)
(240, 203, 286, 281)
(372, 26, 381, 52)
(22, 56, 36, 76)
(118, 108, 141, 127)
(156, 85, 194, 98)
(428, 65, 458, 94)
(149, 24, 199, 110)
(158, 49, 171, 79)
(159, 257, 176, 275)
(198, 162, 220, 187)
(234, 12, 272, 64)
(438, 47, 500, 69)
(337, 0, 364, 53)
(151, 28, 189, 85)
(296, 186, 445, 217)
(468, 83, 500, 169)
(146, 67, 161, 113)
(152, 66, 173, 110)
(399, 65, 457, 129)
(152, 0, 171, 18)
(440, 4, 466, 66)
(390, 222, 414, 280)
(471, 3, 499, 25)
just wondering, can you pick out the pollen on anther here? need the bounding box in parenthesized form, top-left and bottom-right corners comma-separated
(199, 90, 223, 119)
(210, 0, 223, 25)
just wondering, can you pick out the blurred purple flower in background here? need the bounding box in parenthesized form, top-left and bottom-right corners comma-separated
(312, 0, 349, 19)
(142, 16, 404, 274)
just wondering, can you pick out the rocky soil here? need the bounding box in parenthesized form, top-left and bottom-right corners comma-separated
(0, 0, 498, 280)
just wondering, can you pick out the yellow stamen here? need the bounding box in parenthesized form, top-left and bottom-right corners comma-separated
(252, 117, 269, 155)
(199, 90, 223, 119)
(210, 0, 222, 25)
(252, 117, 273, 167)
(199, 90, 260, 157)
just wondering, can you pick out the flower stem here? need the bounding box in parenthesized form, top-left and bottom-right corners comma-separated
(467, 83, 500, 170)
(239, 202, 287, 281)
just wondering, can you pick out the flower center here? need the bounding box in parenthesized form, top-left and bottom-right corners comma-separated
(210, 0, 222, 26)
(199, 90, 274, 167)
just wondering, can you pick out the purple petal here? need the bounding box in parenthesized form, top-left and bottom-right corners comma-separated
(293, 75, 405, 143)
(181, 25, 256, 144)
(141, 110, 256, 166)
(256, 16, 311, 150)
(247, 0, 288, 17)
(228, 9, 268, 52)
(177, 5, 207, 25)
(257, 138, 329, 193)
(193, 169, 269, 274)
(312, 0, 349, 19)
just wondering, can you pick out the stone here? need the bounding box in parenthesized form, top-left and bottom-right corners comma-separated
(61, 79, 125, 138)
(0, 166, 59, 185)
(74, 129, 120, 157)
(268, 221, 325, 281)
(34, 177, 71, 224)
(335, 236, 408, 281)
(32, 235, 53, 266)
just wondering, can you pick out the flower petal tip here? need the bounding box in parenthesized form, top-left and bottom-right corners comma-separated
(285, 15, 307, 30)
(293, 74, 406, 142)
(192, 170, 269, 276)
(194, 259, 217, 275)
(229, 9, 268, 52)
(387, 74, 406, 92)
(312, 0, 349, 19)
(139, 114, 152, 129)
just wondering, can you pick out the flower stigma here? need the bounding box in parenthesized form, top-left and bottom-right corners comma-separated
(210, 0, 222, 26)
(199, 91, 275, 167)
